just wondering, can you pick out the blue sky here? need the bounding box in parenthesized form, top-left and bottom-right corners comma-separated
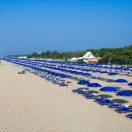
(0, 0, 132, 55)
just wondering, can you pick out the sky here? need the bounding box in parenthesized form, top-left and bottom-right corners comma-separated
(0, 0, 132, 55)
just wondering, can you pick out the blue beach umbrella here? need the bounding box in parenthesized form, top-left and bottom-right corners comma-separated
(95, 98, 111, 105)
(115, 106, 132, 113)
(100, 86, 119, 93)
(126, 113, 132, 119)
(78, 80, 90, 85)
(116, 90, 132, 97)
(128, 82, 132, 87)
(115, 79, 128, 83)
(108, 104, 124, 109)
(88, 83, 102, 88)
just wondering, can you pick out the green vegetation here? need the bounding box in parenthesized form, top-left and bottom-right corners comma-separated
(26, 45, 132, 65)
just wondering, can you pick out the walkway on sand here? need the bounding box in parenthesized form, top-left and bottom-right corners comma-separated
(0, 62, 131, 132)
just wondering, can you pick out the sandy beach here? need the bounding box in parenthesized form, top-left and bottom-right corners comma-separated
(0, 61, 131, 132)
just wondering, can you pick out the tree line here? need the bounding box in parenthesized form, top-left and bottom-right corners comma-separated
(11, 45, 132, 65)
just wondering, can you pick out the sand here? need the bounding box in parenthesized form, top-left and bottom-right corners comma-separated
(0, 61, 131, 132)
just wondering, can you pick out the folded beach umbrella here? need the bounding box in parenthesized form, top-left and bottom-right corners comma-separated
(88, 83, 102, 88)
(100, 86, 119, 93)
(128, 82, 132, 87)
(116, 90, 132, 97)
(115, 79, 128, 83)
(78, 80, 90, 85)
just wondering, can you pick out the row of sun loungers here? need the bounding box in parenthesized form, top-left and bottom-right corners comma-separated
(2, 57, 132, 120)
(72, 86, 132, 119)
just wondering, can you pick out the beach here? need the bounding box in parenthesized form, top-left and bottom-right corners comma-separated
(0, 61, 131, 132)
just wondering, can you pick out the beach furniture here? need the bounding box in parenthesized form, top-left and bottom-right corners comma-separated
(87, 90, 99, 94)
(100, 86, 119, 93)
(115, 79, 128, 83)
(97, 94, 112, 98)
(108, 103, 124, 109)
(126, 113, 132, 119)
(88, 83, 102, 88)
(84, 93, 98, 99)
(111, 99, 128, 104)
(95, 98, 111, 105)
(108, 72, 117, 75)
(18, 70, 26, 74)
(77, 80, 90, 85)
(128, 82, 132, 87)
(72, 88, 89, 94)
(116, 90, 132, 97)
(115, 106, 132, 113)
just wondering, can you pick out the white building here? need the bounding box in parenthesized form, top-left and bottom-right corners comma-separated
(18, 56, 27, 59)
(71, 51, 99, 63)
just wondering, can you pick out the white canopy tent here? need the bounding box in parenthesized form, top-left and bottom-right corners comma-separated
(78, 51, 96, 59)
(70, 51, 98, 63)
